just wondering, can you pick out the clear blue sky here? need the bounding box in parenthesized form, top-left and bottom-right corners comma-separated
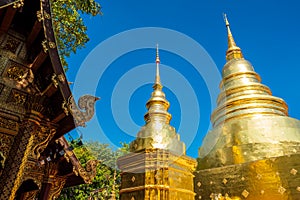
(65, 0, 300, 158)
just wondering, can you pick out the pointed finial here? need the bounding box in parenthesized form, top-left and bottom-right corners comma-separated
(155, 44, 161, 86)
(223, 13, 230, 30)
(223, 13, 243, 61)
(143, 44, 171, 124)
(156, 44, 160, 64)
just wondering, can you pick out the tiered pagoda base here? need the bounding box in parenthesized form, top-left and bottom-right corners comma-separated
(194, 153, 300, 200)
(117, 148, 196, 200)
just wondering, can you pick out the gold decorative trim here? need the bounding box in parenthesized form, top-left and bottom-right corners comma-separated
(48, 41, 56, 49)
(51, 74, 58, 88)
(43, 11, 51, 20)
(61, 101, 69, 116)
(51, 73, 66, 88)
(13, 0, 24, 8)
(36, 11, 43, 22)
(41, 40, 48, 53)
(48, 177, 66, 200)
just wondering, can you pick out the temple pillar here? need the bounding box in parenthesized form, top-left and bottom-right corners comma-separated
(0, 110, 43, 200)
(39, 162, 66, 200)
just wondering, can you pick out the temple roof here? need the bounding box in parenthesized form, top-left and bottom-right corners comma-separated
(0, 0, 98, 187)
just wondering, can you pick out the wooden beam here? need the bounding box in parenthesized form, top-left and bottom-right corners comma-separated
(41, 83, 57, 97)
(0, 6, 17, 33)
(26, 20, 42, 47)
(51, 112, 66, 124)
(30, 50, 47, 72)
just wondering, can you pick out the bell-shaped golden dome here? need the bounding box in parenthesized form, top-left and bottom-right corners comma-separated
(199, 14, 300, 168)
(195, 16, 300, 200)
(129, 45, 186, 155)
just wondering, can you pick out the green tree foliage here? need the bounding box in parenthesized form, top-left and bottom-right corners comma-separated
(50, 0, 102, 70)
(59, 141, 129, 200)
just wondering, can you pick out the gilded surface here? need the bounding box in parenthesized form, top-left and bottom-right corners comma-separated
(198, 116, 300, 169)
(21, 190, 39, 200)
(7, 89, 27, 105)
(118, 48, 196, 200)
(23, 159, 44, 189)
(0, 133, 14, 175)
(195, 154, 300, 199)
(48, 177, 66, 199)
(29, 125, 56, 159)
(5, 61, 27, 81)
(0, 106, 42, 200)
(129, 48, 186, 155)
(57, 137, 99, 184)
(118, 149, 196, 200)
(0, 115, 18, 132)
(73, 159, 99, 183)
(3, 36, 21, 54)
(11, 134, 36, 200)
(197, 16, 300, 200)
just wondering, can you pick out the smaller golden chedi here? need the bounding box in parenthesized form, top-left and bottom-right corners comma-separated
(117, 45, 197, 200)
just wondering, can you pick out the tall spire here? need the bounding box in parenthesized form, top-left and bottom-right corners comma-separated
(223, 13, 243, 61)
(126, 45, 186, 155)
(155, 44, 161, 85)
(153, 44, 162, 90)
(117, 46, 196, 199)
(144, 45, 171, 124)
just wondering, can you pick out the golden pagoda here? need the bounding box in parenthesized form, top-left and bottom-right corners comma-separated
(117, 45, 197, 200)
(194, 14, 300, 199)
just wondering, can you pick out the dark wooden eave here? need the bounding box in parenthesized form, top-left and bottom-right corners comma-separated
(0, 6, 17, 33)
(0, 0, 98, 190)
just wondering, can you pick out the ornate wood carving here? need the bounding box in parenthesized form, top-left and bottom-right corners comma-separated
(0, 133, 14, 177)
(66, 95, 99, 127)
(30, 125, 56, 159)
(58, 137, 99, 183)
(0, 122, 37, 200)
(4, 60, 28, 81)
(7, 89, 27, 105)
(21, 190, 39, 200)
(3, 60, 35, 91)
(48, 177, 66, 200)
(0, 115, 18, 132)
(3, 36, 21, 54)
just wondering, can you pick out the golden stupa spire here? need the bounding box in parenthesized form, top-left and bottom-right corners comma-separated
(155, 44, 161, 85)
(223, 13, 243, 61)
(127, 45, 186, 155)
(117, 45, 196, 200)
(144, 45, 171, 124)
(208, 15, 288, 128)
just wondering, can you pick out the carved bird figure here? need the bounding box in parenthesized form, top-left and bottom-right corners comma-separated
(68, 95, 100, 127)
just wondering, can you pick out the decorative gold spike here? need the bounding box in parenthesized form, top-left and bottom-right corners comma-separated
(223, 13, 243, 61)
(154, 44, 162, 88)
(128, 45, 187, 155)
(144, 45, 171, 124)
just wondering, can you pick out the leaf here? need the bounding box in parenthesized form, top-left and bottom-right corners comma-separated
(50, 0, 101, 71)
